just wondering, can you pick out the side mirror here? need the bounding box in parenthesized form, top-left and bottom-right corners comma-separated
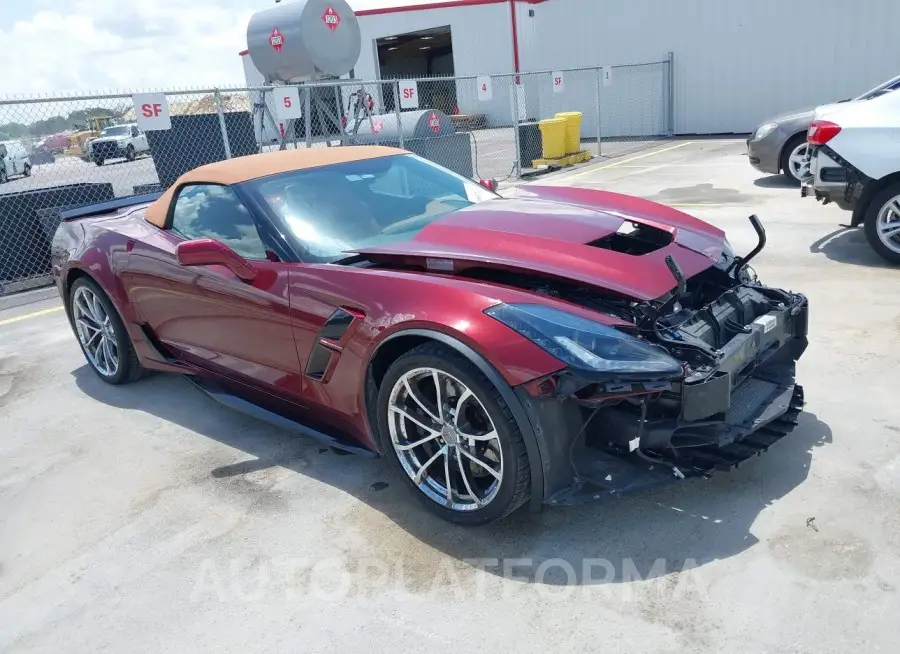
(175, 238, 257, 282)
(479, 178, 498, 192)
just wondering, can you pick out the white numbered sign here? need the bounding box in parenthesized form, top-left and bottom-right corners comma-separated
(132, 93, 171, 131)
(276, 86, 303, 120)
(477, 76, 493, 102)
(552, 71, 565, 94)
(602, 66, 613, 87)
(399, 80, 419, 109)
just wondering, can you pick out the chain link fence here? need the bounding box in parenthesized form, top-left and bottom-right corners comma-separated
(0, 57, 671, 296)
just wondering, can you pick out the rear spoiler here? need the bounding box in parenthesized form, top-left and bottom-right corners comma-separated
(60, 191, 164, 222)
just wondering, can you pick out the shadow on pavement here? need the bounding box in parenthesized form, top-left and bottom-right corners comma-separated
(74, 365, 831, 586)
(753, 175, 798, 189)
(809, 227, 892, 267)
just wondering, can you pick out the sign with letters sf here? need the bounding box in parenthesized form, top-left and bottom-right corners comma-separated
(133, 93, 171, 131)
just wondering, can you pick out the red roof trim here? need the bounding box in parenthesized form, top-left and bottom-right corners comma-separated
(356, 0, 546, 18)
(239, 49, 249, 56)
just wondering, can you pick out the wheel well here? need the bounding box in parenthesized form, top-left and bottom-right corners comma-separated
(852, 171, 900, 227)
(63, 268, 91, 307)
(368, 334, 431, 389)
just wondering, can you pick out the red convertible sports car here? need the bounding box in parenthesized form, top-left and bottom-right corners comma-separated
(52, 146, 808, 524)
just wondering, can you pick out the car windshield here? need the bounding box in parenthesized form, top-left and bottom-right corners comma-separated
(247, 153, 499, 262)
(100, 126, 130, 136)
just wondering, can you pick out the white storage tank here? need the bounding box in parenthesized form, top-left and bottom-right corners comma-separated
(246, 0, 362, 83)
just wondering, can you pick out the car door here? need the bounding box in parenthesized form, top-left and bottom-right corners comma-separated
(122, 183, 305, 399)
(6, 143, 20, 175)
(131, 126, 148, 152)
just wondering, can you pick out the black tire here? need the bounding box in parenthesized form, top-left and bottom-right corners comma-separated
(125, 145, 135, 162)
(23, 164, 31, 177)
(94, 157, 104, 166)
(779, 133, 808, 185)
(0, 169, 6, 184)
(863, 182, 900, 265)
(376, 342, 531, 525)
(68, 276, 148, 385)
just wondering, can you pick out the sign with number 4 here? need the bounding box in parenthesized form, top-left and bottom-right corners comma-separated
(552, 71, 565, 94)
(477, 76, 493, 102)
(276, 86, 302, 120)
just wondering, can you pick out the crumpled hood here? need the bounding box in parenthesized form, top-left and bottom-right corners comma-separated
(352, 185, 728, 301)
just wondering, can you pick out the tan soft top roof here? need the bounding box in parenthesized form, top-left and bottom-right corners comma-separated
(144, 145, 406, 228)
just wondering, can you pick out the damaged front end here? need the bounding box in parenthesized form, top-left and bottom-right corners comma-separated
(485, 215, 809, 504)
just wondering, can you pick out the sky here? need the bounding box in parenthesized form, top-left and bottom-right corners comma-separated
(0, 0, 446, 97)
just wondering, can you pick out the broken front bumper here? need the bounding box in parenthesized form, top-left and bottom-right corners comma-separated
(516, 295, 810, 505)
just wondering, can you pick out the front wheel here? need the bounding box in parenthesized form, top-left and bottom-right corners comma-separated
(69, 277, 147, 384)
(863, 183, 900, 265)
(0, 169, 6, 184)
(125, 145, 136, 161)
(376, 342, 531, 525)
(780, 134, 808, 185)
(93, 157, 104, 166)
(23, 164, 31, 177)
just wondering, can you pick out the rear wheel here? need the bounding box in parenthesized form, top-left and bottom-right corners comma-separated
(780, 134, 809, 184)
(0, 169, 6, 184)
(69, 277, 146, 384)
(94, 157, 104, 166)
(125, 145, 136, 162)
(23, 164, 31, 177)
(376, 342, 531, 525)
(863, 183, 900, 265)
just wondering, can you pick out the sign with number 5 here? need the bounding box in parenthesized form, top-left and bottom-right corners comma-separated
(552, 71, 565, 94)
(276, 86, 302, 120)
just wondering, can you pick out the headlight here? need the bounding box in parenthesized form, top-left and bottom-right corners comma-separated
(754, 123, 778, 140)
(485, 303, 683, 376)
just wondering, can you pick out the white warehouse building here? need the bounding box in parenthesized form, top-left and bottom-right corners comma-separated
(242, 0, 900, 137)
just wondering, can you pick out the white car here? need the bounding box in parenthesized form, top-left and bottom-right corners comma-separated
(87, 123, 150, 166)
(800, 89, 900, 264)
(0, 140, 32, 183)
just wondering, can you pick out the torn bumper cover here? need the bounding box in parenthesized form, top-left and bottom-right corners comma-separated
(514, 295, 809, 506)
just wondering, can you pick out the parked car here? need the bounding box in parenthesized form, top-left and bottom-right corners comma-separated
(0, 140, 33, 183)
(747, 73, 900, 184)
(800, 89, 900, 264)
(52, 146, 809, 524)
(86, 123, 150, 166)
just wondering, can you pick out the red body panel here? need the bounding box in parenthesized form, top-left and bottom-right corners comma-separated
(353, 186, 727, 301)
(52, 184, 730, 452)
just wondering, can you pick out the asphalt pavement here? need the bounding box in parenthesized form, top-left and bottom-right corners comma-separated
(1, 139, 898, 653)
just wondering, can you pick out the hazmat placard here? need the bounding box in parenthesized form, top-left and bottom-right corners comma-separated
(399, 80, 419, 109)
(602, 66, 613, 87)
(552, 71, 565, 94)
(132, 93, 171, 131)
(477, 76, 493, 102)
(276, 86, 303, 120)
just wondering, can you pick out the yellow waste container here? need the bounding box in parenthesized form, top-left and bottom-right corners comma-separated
(555, 111, 583, 154)
(538, 118, 568, 160)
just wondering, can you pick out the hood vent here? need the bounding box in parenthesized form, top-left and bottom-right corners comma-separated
(588, 221, 672, 255)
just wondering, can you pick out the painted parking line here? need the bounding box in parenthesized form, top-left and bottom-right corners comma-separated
(0, 305, 64, 327)
(561, 141, 696, 181)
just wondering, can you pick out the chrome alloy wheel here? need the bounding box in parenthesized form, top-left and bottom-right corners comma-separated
(387, 367, 504, 511)
(72, 285, 119, 377)
(876, 194, 900, 255)
(787, 142, 809, 181)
